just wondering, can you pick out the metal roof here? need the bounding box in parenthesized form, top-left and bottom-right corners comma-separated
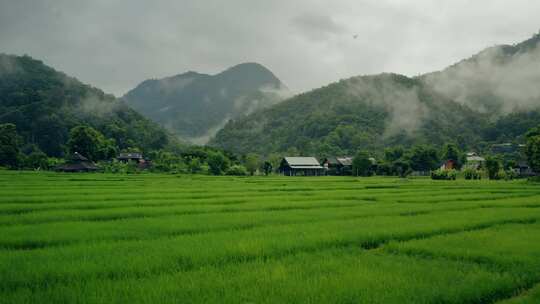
(284, 157, 321, 167)
(118, 152, 143, 159)
(467, 156, 485, 162)
(336, 157, 353, 166)
(290, 165, 324, 169)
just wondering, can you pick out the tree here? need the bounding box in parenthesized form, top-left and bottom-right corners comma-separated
(442, 143, 462, 169)
(244, 153, 260, 176)
(384, 147, 404, 163)
(408, 145, 439, 172)
(485, 156, 501, 180)
(526, 134, 540, 173)
(262, 161, 273, 176)
(207, 151, 230, 175)
(352, 150, 372, 176)
(0, 123, 21, 168)
(67, 125, 116, 161)
(23, 146, 49, 170)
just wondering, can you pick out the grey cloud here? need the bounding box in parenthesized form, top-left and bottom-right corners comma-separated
(0, 0, 539, 97)
(291, 13, 346, 41)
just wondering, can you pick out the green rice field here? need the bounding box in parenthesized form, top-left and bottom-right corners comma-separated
(1, 171, 540, 303)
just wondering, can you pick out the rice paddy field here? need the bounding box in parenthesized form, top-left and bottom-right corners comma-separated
(1, 171, 540, 303)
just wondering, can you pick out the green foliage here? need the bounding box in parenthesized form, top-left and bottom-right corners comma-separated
(150, 151, 186, 174)
(0, 123, 21, 168)
(525, 133, 540, 173)
(441, 143, 462, 168)
(244, 153, 260, 176)
(262, 161, 273, 176)
(485, 157, 502, 180)
(431, 169, 457, 180)
(225, 165, 248, 176)
(408, 145, 440, 172)
(67, 125, 116, 161)
(23, 147, 49, 170)
(187, 158, 203, 174)
(0, 54, 169, 157)
(463, 168, 482, 180)
(101, 160, 137, 174)
(207, 151, 230, 175)
(352, 151, 373, 176)
(211, 74, 494, 156)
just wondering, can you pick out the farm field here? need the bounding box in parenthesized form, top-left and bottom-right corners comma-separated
(1, 171, 540, 303)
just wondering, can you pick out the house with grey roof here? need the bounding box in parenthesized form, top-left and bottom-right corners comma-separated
(322, 156, 353, 175)
(279, 157, 324, 176)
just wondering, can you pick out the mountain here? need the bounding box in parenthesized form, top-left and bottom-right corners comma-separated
(122, 63, 289, 144)
(211, 73, 485, 156)
(0, 54, 170, 157)
(211, 33, 540, 156)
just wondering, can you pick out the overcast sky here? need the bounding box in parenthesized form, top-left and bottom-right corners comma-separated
(1, 0, 539, 96)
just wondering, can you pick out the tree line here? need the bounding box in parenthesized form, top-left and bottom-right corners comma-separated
(2, 122, 540, 178)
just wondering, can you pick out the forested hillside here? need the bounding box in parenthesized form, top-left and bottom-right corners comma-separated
(211, 33, 540, 156)
(0, 54, 170, 157)
(211, 74, 486, 156)
(123, 63, 289, 144)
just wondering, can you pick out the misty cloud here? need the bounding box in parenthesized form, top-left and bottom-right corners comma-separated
(291, 13, 346, 41)
(345, 75, 428, 136)
(423, 39, 540, 114)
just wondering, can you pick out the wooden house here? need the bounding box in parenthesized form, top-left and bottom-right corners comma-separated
(465, 152, 485, 169)
(118, 152, 144, 163)
(439, 159, 455, 170)
(322, 157, 353, 175)
(279, 157, 324, 176)
(56, 152, 98, 173)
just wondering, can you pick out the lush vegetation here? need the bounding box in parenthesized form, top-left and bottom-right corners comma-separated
(0, 54, 171, 158)
(211, 33, 540, 156)
(122, 63, 287, 142)
(0, 171, 540, 303)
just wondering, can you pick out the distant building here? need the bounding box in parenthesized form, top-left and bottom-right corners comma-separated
(513, 161, 534, 177)
(117, 152, 151, 170)
(279, 157, 324, 176)
(322, 157, 353, 175)
(491, 143, 525, 155)
(56, 152, 98, 173)
(439, 159, 456, 170)
(117, 152, 144, 162)
(465, 152, 485, 169)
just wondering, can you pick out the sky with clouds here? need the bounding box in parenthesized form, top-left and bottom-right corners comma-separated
(0, 0, 539, 96)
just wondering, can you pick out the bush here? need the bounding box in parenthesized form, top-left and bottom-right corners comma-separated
(463, 168, 482, 180)
(431, 169, 457, 180)
(225, 165, 248, 176)
(497, 170, 517, 181)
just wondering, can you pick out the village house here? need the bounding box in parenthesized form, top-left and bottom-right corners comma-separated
(321, 157, 353, 175)
(118, 152, 144, 163)
(279, 157, 324, 176)
(464, 152, 485, 169)
(117, 152, 151, 169)
(439, 159, 456, 170)
(513, 161, 534, 177)
(56, 152, 98, 173)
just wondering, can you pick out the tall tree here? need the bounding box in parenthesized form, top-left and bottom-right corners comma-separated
(408, 145, 439, 172)
(485, 156, 501, 180)
(526, 127, 540, 173)
(244, 153, 260, 176)
(352, 150, 372, 176)
(67, 125, 115, 161)
(207, 151, 230, 175)
(0, 123, 21, 168)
